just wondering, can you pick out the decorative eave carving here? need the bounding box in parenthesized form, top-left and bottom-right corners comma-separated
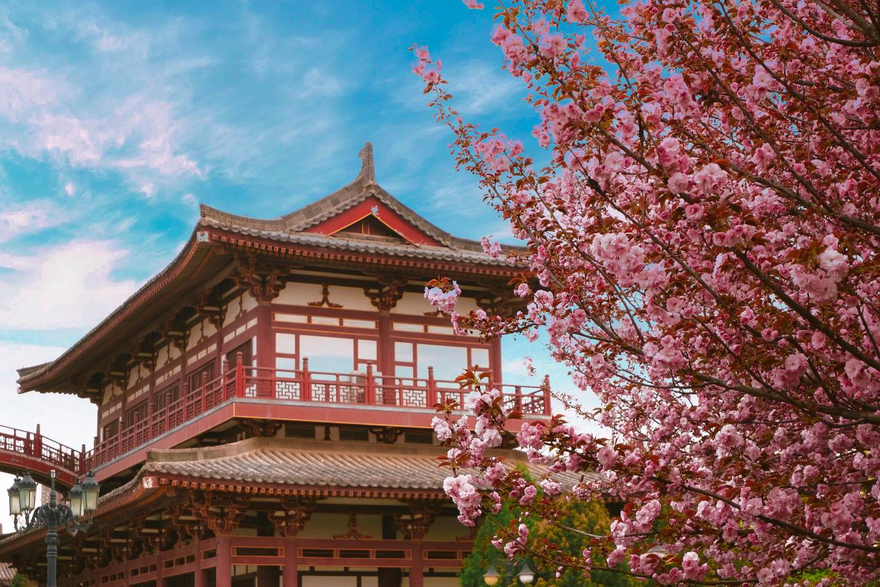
(234, 253, 286, 304)
(333, 512, 372, 540)
(307, 284, 343, 308)
(268, 495, 317, 537)
(187, 490, 250, 536)
(394, 499, 444, 540)
(364, 277, 407, 311)
(370, 426, 403, 444)
(239, 418, 283, 438)
(194, 290, 227, 329)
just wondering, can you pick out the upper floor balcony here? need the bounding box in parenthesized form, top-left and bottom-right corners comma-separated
(83, 357, 552, 483)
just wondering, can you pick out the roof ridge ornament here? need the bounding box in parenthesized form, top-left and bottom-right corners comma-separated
(357, 142, 376, 186)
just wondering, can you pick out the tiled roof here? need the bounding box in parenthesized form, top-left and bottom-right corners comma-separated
(200, 217, 519, 267)
(198, 142, 522, 267)
(139, 437, 593, 493)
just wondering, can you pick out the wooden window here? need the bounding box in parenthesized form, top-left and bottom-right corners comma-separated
(155, 385, 180, 411)
(125, 401, 148, 428)
(102, 420, 118, 440)
(226, 340, 252, 368)
(188, 362, 215, 393)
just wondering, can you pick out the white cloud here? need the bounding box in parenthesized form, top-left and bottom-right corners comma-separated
(0, 65, 202, 183)
(0, 240, 139, 330)
(63, 181, 75, 196)
(298, 68, 344, 98)
(447, 61, 523, 115)
(140, 182, 155, 198)
(0, 201, 62, 243)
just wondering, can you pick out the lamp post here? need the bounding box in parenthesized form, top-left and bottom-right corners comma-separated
(483, 561, 535, 585)
(8, 469, 100, 587)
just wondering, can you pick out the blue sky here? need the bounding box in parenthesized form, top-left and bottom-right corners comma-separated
(0, 0, 598, 498)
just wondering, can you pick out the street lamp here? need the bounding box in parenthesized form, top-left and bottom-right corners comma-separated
(483, 561, 536, 585)
(8, 470, 100, 587)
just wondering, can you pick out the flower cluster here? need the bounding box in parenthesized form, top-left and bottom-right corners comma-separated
(415, 0, 880, 584)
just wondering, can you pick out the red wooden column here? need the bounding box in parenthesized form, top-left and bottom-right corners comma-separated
(256, 302, 274, 370)
(283, 537, 298, 587)
(193, 537, 205, 587)
(216, 536, 232, 585)
(155, 551, 167, 587)
(410, 541, 424, 587)
(378, 310, 393, 375)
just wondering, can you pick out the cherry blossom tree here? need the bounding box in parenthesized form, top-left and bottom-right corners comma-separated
(415, 0, 880, 584)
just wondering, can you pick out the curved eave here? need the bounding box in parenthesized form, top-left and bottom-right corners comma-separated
(16, 232, 224, 396)
(204, 227, 526, 278)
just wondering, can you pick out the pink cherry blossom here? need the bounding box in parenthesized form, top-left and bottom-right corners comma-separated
(413, 0, 880, 583)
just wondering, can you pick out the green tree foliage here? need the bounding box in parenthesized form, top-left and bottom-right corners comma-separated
(11, 573, 28, 587)
(460, 489, 641, 587)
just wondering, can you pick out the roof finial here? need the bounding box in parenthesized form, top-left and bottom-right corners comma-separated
(358, 142, 375, 185)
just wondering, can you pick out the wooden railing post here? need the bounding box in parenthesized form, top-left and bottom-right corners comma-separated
(365, 364, 375, 405)
(514, 385, 523, 414)
(235, 352, 245, 397)
(201, 371, 209, 413)
(542, 374, 551, 415)
(34, 424, 42, 460)
(427, 366, 437, 409)
(148, 399, 156, 443)
(80, 444, 86, 474)
(301, 358, 311, 402)
(222, 358, 229, 401)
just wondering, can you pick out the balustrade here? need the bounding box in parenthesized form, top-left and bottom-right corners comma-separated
(72, 357, 552, 472)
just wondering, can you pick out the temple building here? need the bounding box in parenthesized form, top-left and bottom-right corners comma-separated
(0, 145, 564, 586)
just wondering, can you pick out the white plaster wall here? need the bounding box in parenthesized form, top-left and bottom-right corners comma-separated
(425, 516, 468, 541)
(156, 345, 170, 370)
(327, 285, 374, 311)
(242, 291, 259, 313)
(224, 296, 243, 326)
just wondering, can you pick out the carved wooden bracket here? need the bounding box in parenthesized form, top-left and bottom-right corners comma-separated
(363, 278, 407, 311)
(268, 495, 318, 537)
(195, 290, 227, 329)
(239, 418, 283, 438)
(187, 491, 250, 536)
(370, 427, 403, 444)
(333, 512, 372, 540)
(159, 319, 189, 352)
(307, 284, 343, 308)
(169, 501, 209, 543)
(394, 499, 444, 539)
(234, 253, 286, 303)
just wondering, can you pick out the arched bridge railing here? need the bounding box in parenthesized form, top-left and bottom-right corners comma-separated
(0, 424, 83, 489)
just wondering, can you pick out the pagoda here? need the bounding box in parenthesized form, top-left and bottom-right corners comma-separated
(0, 145, 565, 587)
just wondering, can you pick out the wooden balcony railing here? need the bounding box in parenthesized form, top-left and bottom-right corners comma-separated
(0, 423, 84, 484)
(82, 356, 552, 472)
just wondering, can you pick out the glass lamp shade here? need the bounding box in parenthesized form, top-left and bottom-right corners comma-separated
(518, 562, 535, 584)
(17, 473, 37, 513)
(483, 564, 500, 586)
(81, 472, 100, 515)
(7, 479, 20, 516)
(68, 483, 83, 517)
